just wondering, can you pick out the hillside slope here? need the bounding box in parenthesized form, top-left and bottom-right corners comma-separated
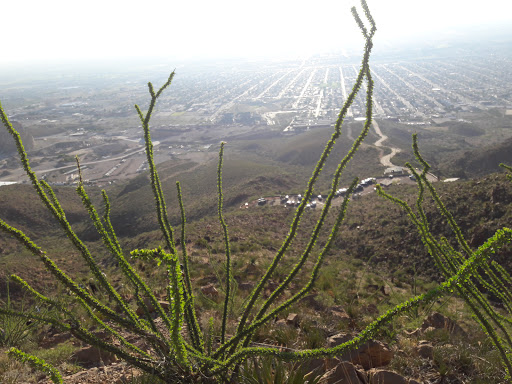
(0, 121, 34, 157)
(441, 136, 512, 178)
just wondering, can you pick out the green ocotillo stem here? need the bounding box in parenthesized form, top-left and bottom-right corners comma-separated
(235, 3, 377, 340)
(217, 142, 232, 345)
(177, 181, 204, 352)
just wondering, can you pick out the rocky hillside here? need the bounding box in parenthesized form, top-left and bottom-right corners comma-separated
(441, 136, 512, 178)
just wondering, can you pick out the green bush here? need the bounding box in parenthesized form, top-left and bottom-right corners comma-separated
(0, 281, 41, 348)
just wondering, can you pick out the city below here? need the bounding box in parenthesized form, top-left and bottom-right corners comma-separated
(1, 42, 511, 186)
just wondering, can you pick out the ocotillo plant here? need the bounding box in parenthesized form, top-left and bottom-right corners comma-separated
(376, 136, 512, 377)
(0, 0, 511, 382)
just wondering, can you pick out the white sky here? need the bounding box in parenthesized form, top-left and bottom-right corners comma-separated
(1, 0, 511, 64)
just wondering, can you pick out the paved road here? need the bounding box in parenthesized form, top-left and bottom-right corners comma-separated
(371, 68, 424, 118)
(277, 68, 306, 99)
(256, 69, 294, 99)
(35, 142, 159, 174)
(339, 67, 353, 117)
(383, 65, 445, 111)
(293, 69, 316, 110)
(356, 65, 385, 116)
(210, 82, 261, 122)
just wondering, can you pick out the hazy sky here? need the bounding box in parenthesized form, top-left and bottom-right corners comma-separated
(1, 0, 511, 65)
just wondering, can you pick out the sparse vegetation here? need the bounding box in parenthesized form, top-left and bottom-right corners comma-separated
(0, 1, 512, 383)
(0, 281, 41, 348)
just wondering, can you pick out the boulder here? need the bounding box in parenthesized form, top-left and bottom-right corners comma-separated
(380, 285, 391, 296)
(71, 346, 117, 367)
(324, 357, 341, 371)
(286, 313, 300, 327)
(320, 361, 365, 384)
(201, 284, 219, 297)
(341, 340, 394, 370)
(243, 263, 260, 275)
(135, 298, 170, 316)
(415, 342, 434, 360)
(158, 300, 170, 312)
(40, 332, 72, 348)
(301, 358, 326, 376)
(368, 369, 408, 384)
(421, 312, 466, 337)
(273, 319, 288, 330)
(328, 306, 351, 323)
(327, 332, 352, 348)
(327, 334, 393, 369)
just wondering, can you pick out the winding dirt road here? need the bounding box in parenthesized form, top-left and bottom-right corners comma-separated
(372, 119, 400, 167)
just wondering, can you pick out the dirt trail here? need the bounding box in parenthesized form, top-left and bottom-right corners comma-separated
(345, 120, 399, 167)
(372, 119, 400, 167)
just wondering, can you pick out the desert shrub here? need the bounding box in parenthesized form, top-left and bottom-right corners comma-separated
(6, 348, 63, 384)
(119, 373, 166, 384)
(240, 357, 322, 384)
(0, 281, 42, 348)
